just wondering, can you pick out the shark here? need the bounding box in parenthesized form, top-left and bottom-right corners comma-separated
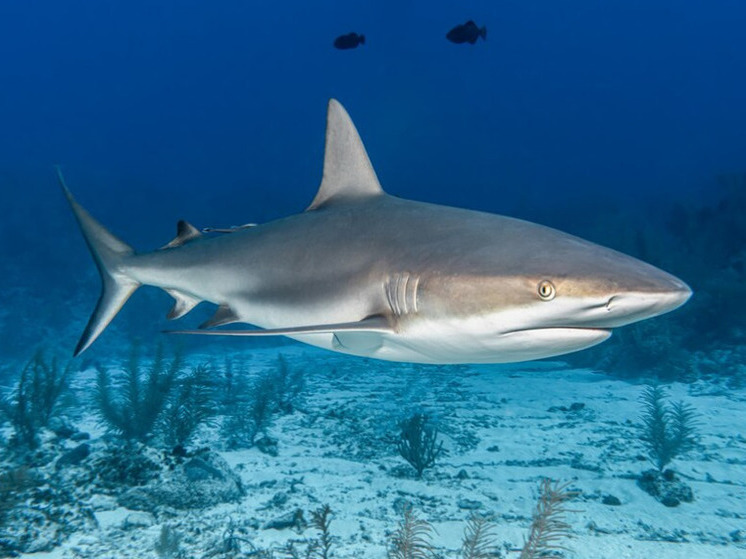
(61, 99, 691, 364)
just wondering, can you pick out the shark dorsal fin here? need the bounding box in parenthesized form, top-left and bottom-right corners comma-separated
(306, 99, 383, 211)
(161, 220, 202, 249)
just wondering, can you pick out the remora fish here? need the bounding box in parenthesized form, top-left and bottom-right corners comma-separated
(60, 100, 691, 364)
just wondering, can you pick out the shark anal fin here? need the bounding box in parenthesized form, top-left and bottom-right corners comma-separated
(161, 220, 202, 249)
(199, 304, 240, 329)
(165, 289, 202, 320)
(168, 315, 391, 337)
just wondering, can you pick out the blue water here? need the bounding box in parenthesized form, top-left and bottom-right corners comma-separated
(1, 0, 744, 362)
(0, 1, 744, 557)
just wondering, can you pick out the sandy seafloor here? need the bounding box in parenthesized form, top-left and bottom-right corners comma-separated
(21, 345, 746, 559)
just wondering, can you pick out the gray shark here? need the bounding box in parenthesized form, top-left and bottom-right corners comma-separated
(61, 99, 691, 363)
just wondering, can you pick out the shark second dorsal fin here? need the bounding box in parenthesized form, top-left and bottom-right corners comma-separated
(161, 220, 202, 249)
(306, 99, 383, 211)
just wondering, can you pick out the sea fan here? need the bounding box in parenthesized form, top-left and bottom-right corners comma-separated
(519, 479, 578, 559)
(388, 503, 435, 559)
(161, 363, 215, 449)
(639, 385, 700, 472)
(96, 344, 182, 442)
(311, 504, 334, 559)
(397, 413, 443, 478)
(5, 351, 72, 448)
(460, 513, 498, 559)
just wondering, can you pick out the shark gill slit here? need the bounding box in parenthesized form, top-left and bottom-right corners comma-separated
(385, 273, 420, 317)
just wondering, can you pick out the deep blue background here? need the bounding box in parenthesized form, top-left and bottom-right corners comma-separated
(0, 0, 744, 359)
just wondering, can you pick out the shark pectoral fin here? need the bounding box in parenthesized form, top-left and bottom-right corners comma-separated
(199, 304, 241, 329)
(161, 220, 202, 249)
(166, 315, 392, 337)
(165, 289, 202, 320)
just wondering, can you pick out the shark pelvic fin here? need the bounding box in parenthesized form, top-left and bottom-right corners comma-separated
(161, 220, 202, 249)
(306, 99, 383, 211)
(167, 315, 391, 337)
(199, 304, 240, 329)
(57, 166, 139, 356)
(165, 289, 202, 320)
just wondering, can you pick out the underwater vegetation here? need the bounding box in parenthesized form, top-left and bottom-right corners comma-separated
(280, 504, 334, 559)
(459, 512, 498, 559)
(386, 479, 578, 559)
(387, 504, 435, 559)
(162, 363, 216, 450)
(639, 385, 700, 474)
(96, 344, 183, 443)
(2, 351, 72, 449)
(518, 480, 578, 559)
(222, 355, 305, 453)
(636, 385, 700, 508)
(397, 412, 444, 479)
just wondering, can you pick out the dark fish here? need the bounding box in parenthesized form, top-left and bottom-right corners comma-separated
(334, 32, 365, 50)
(446, 20, 487, 44)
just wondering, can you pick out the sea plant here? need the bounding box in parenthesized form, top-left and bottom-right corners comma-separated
(311, 504, 334, 559)
(273, 355, 305, 414)
(0, 467, 32, 527)
(162, 363, 215, 449)
(397, 412, 443, 478)
(154, 524, 183, 558)
(639, 385, 700, 472)
(460, 513, 498, 559)
(388, 503, 435, 559)
(280, 504, 335, 559)
(223, 368, 275, 449)
(249, 370, 279, 442)
(205, 518, 264, 558)
(519, 479, 578, 559)
(96, 344, 182, 443)
(222, 356, 304, 449)
(5, 350, 72, 448)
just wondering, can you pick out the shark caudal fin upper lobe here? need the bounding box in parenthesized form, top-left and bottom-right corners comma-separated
(57, 168, 139, 356)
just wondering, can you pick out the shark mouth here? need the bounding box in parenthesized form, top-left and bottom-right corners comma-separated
(501, 327, 613, 352)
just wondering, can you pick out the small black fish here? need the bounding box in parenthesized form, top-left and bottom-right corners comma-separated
(446, 20, 487, 44)
(334, 32, 365, 50)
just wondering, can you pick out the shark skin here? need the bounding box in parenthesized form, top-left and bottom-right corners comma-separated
(61, 99, 692, 364)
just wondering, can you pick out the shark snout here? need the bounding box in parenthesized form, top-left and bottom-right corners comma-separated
(597, 280, 692, 327)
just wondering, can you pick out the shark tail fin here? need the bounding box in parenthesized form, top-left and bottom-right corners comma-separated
(57, 167, 140, 356)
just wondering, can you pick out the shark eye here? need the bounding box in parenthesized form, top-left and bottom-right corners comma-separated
(538, 280, 556, 301)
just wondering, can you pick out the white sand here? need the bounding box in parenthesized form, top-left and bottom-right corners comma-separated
(22, 345, 746, 558)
